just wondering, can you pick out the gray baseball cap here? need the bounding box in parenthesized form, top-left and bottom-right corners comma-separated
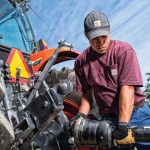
(84, 11, 110, 40)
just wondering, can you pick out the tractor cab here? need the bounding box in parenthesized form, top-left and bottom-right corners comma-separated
(0, 0, 36, 55)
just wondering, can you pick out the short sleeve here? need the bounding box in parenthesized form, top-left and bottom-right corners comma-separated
(118, 48, 143, 87)
(74, 59, 91, 92)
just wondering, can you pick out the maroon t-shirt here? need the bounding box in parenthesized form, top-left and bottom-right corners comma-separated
(75, 40, 145, 114)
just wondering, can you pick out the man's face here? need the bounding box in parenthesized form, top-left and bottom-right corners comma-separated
(89, 36, 111, 54)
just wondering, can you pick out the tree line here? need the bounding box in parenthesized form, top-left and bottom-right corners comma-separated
(144, 72, 150, 107)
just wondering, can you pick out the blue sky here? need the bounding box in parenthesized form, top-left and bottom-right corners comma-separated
(28, 0, 150, 86)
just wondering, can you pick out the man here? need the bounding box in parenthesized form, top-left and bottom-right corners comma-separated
(73, 11, 150, 148)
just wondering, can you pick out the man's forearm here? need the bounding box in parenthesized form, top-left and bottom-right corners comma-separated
(119, 85, 135, 123)
(79, 92, 90, 115)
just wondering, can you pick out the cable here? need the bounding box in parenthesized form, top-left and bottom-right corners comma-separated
(28, 4, 44, 23)
(27, 4, 51, 30)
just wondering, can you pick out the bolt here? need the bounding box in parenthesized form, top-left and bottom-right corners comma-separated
(43, 100, 49, 108)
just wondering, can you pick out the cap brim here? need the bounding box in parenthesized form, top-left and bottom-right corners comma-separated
(86, 27, 110, 40)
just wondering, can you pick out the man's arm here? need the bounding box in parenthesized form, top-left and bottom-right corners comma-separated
(113, 85, 135, 146)
(119, 85, 135, 123)
(79, 92, 91, 115)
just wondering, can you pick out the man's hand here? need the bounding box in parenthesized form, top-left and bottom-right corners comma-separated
(69, 112, 87, 134)
(113, 122, 135, 146)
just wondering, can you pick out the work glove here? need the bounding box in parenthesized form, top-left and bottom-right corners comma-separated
(113, 122, 135, 146)
(69, 112, 87, 134)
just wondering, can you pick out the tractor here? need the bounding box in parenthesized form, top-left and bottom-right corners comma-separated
(0, 0, 81, 149)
